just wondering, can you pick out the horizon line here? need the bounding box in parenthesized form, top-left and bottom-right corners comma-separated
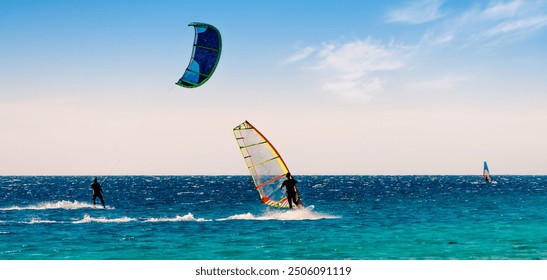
(1, 174, 546, 177)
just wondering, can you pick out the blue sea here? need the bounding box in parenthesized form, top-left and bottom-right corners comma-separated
(1, 175, 546, 260)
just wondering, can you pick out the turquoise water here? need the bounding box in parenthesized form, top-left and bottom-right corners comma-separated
(1, 175, 546, 260)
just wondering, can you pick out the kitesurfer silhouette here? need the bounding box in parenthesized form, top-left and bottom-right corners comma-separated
(90, 177, 106, 208)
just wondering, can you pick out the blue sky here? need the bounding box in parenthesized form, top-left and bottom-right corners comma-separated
(1, 0, 547, 175)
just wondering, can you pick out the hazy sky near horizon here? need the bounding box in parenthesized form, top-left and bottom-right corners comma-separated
(2, 0, 547, 175)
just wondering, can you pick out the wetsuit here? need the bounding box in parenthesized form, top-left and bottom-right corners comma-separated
(91, 181, 105, 208)
(281, 177, 299, 208)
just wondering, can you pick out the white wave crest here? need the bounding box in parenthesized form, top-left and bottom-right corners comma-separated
(72, 214, 135, 224)
(0, 200, 114, 211)
(144, 213, 210, 222)
(25, 218, 59, 224)
(217, 207, 340, 221)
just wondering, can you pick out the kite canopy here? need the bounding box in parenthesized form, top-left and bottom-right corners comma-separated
(176, 22, 222, 88)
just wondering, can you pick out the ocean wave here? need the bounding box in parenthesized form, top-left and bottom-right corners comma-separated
(143, 213, 210, 222)
(72, 214, 135, 223)
(0, 200, 114, 211)
(217, 207, 340, 221)
(2, 214, 211, 225)
(25, 218, 59, 224)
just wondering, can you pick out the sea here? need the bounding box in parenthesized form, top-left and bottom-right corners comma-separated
(1, 175, 546, 260)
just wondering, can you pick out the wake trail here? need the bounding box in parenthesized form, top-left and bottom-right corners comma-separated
(0, 200, 114, 211)
(217, 206, 341, 221)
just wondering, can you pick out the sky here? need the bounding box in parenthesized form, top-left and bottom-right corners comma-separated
(1, 0, 547, 175)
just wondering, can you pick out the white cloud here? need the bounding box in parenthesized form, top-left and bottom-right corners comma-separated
(422, 0, 547, 47)
(483, 0, 525, 19)
(307, 40, 408, 101)
(285, 40, 409, 102)
(313, 41, 404, 74)
(284, 46, 315, 63)
(481, 0, 547, 40)
(386, 0, 445, 24)
(286, 1, 547, 103)
(486, 16, 547, 36)
(321, 77, 384, 102)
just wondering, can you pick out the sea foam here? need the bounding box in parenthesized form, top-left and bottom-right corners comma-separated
(72, 214, 135, 223)
(0, 200, 113, 211)
(217, 206, 340, 221)
(143, 213, 210, 222)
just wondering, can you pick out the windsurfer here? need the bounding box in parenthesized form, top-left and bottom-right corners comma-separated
(281, 172, 300, 209)
(91, 177, 106, 208)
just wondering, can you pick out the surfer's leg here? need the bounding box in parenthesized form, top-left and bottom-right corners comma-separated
(99, 195, 105, 208)
(288, 195, 294, 208)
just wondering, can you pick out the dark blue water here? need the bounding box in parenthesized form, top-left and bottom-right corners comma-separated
(1, 175, 546, 259)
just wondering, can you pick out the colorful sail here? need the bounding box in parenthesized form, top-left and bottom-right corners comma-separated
(483, 161, 492, 183)
(233, 121, 302, 209)
(176, 22, 222, 88)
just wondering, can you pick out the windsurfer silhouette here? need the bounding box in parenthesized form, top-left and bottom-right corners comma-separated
(91, 177, 106, 208)
(281, 172, 300, 209)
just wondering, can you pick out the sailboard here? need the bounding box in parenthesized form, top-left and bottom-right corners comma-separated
(176, 22, 222, 88)
(483, 161, 492, 183)
(233, 121, 303, 209)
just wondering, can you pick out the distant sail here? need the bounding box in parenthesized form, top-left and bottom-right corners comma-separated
(176, 22, 222, 88)
(483, 161, 492, 183)
(233, 121, 302, 209)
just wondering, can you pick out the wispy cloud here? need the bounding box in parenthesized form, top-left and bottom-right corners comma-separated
(287, 40, 410, 102)
(386, 0, 445, 24)
(284, 46, 315, 63)
(422, 0, 547, 47)
(287, 1, 547, 103)
(483, 0, 525, 18)
(486, 16, 547, 37)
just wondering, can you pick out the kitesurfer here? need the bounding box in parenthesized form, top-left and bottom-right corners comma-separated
(281, 172, 300, 209)
(91, 177, 106, 208)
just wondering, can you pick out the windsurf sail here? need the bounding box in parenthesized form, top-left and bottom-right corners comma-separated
(483, 161, 492, 183)
(233, 121, 302, 209)
(176, 22, 222, 88)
